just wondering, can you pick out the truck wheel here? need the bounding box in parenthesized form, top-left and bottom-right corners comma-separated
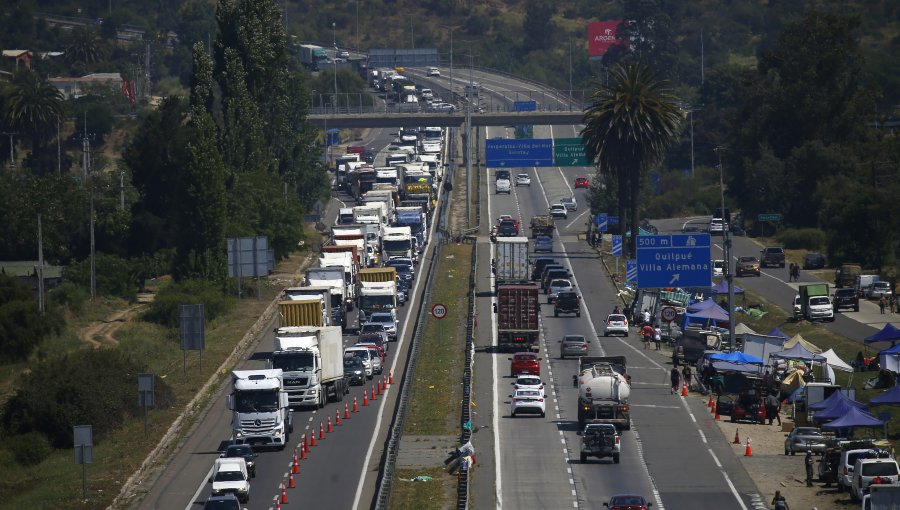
(580, 453, 587, 463)
(319, 391, 326, 408)
(613, 453, 620, 464)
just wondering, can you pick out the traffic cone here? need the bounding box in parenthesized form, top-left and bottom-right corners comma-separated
(710, 399, 716, 414)
(289, 470, 296, 488)
(371, 385, 377, 401)
(363, 392, 369, 406)
(378, 379, 384, 395)
(714, 407, 721, 420)
(319, 422, 326, 439)
(383, 375, 388, 390)
(708, 395, 714, 409)
(355, 396, 361, 411)
(327, 417, 334, 433)
(281, 482, 288, 503)
(276, 500, 281, 510)
(389, 371, 394, 385)
(293, 451, 299, 473)
(303, 433, 308, 451)
(310, 431, 317, 447)
(345, 402, 351, 419)
(733, 428, 741, 445)
(745, 436, 753, 457)
(681, 384, 688, 397)
(300, 443, 307, 459)
(336, 408, 341, 426)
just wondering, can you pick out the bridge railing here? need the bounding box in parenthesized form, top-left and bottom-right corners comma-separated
(310, 91, 588, 115)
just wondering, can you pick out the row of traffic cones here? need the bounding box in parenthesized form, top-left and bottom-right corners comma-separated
(275, 375, 395, 504)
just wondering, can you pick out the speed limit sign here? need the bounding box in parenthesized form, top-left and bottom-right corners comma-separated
(661, 306, 677, 323)
(432, 303, 448, 320)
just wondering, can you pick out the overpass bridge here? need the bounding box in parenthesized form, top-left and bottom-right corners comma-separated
(307, 110, 584, 129)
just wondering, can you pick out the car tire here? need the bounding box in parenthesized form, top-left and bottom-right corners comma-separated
(613, 453, 620, 464)
(604, 332, 609, 337)
(540, 411, 545, 418)
(577, 312, 581, 317)
(580, 453, 587, 463)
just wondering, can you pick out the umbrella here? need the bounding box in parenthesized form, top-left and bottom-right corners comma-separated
(767, 327, 790, 340)
(821, 406, 885, 429)
(809, 390, 866, 412)
(709, 351, 764, 365)
(869, 385, 900, 406)
(865, 323, 900, 344)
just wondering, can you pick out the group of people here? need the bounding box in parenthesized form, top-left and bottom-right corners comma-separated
(668, 365, 693, 394)
(878, 294, 896, 314)
(787, 263, 801, 282)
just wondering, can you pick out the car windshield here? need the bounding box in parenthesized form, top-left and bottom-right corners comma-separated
(516, 390, 541, 398)
(515, 354, 536, 361)
(346, 349, 369, 360)
(610, 496, 645, 505)
(225, 445, 253, 457)
(204, 499, 240, 510)
(608, 315, 626, 322)
(564, 335, 585, 342)
(371, 314, 393, 324)
(517, 377, 541, 386)
(796, 428, 822, 436)
(214, 469, 245, 482)
(359, 333, 382, 344)
(810, 297, 830, 305)
(862, 463, 899, 476)
(361, 323, 385, 332)
(874, 282, 890, 289)
(551, 279, 570, 287)
(739, 257, 757, 262)
(344, 357, 363, 368)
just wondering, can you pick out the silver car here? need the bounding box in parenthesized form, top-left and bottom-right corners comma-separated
(784, 427, 826, 455)
(560, 335, 589, 359)
(561, 196, 577, 211)
(547, 279, 574, 304)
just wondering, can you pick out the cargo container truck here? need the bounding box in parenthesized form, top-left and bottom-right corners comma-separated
(299, 44, 328, 70)
(285, 286, 342, 328)
(277, 298, 327, 328)
(358, 267, 398, 324)
(306, 266, 352, 312)
(530, 215, 555, 238)
(270, 326, 346, 408)
(494, 284, 540, 352)
(576, 356, 631, 431)
(494, 237, 530, 291)
(394, 207, 427, 253)
(381, 226, 415, 263)
(318, 252, 357, 303)
(227, 369, 293, 449)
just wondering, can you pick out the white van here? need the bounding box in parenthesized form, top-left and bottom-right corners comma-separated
(495, 178, 511, 194)
(209, 457, 250, 503)
(852, 458, 900, 501)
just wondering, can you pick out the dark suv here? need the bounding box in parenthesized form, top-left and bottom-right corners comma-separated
(554, 291, 581, 317)
(760, 246, 786, 268)
(834, 288, 860, 312)
(531, 257, 557, 281)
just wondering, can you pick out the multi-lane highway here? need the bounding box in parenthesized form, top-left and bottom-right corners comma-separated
(467, 123, 769, 509)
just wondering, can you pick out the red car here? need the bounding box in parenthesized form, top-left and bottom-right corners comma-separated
(604, 494, 653, 510)
(574, 177, 590, 189)
(509, 352, 541, 377)
(497, 215, 520, 231)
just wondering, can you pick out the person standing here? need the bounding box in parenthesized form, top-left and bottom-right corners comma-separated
(771, 490, 789, 510)
(765, 392, 782, 426)
(653, 325, 662, 350)
(805, 450, 815, 487)
(880, 296, 887, 314)
(670, 367, 681, 395)
(682, 364, 693, 391)
(792, 264, 800, 282)
(641, 324, 654, 349)
(642, 308, 651, 326)
(891, 294, 896, 314)
(788, 263, 795, 282)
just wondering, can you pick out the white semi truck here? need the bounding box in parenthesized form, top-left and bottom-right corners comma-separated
(381, 225, 414, 263)
(319, 252, 357, 303)
(227, 369, 293, 450)
(358, 280, 398, 324)
(270, 326, 346, 408)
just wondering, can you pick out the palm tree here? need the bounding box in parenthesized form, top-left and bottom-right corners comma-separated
(580, 62, 682, 256)
(64, 26, 107, 67)
(5, 70, 65, 154)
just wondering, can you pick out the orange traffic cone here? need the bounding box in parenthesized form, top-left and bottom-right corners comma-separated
(733, 428, 741, 444)
(319, 422, 326, 439)
(303, 433, 308, 451)
(335, 408, 341, 426)
(310, 431, 317, 447)
(389, 371, 394, 385)
(378, 379, 384, 395)
(300, 443, 307, 459)
(344, 402, 351, 419)
(383, 375, 388, 390)
(714, 407, 721, 420)
(363, 392, 369, 406)
(327, 417, 333, 433)
(708, 395, 714, 409)
(681, 384, 688, 397)
(293, 451, 299, 473)
(355, 396, 361, 411)
(745, 436, 753, 457)
(281, 482, 288, 503)
(276, 500, 281, 510)
(710, 400, 716, 414)
(289, 470, 296, 488)
(371, 385, 377, 401)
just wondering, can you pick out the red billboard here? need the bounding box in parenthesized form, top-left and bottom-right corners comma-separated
(588, 21, 624, 57)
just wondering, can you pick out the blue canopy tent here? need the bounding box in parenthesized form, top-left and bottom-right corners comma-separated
(809, 389, 866, 412)
(814, 398, 862, 421)
(710, 351, 763, 365)
(687, 298, 718, 313)
(865, 323, 900, 346)
(821, 406, 885, 431)
(767, 327, 790, 340)
(869, 385, 900, 406)
(682, 302, 730, 329)
(879, 343, 900, 373)
(711, 280, 744, 295)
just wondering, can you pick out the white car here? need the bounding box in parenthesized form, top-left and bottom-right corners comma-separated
(427, 66, 440, 76)
(515, 174, 531, 186)
(512, 375, 545, 394)
(713, 259, 724, 277)
(604, 314, 629, 337)
(338, 50, 350, 59)
(547, 279, 573, 303)
(561, 196, 577, 211)
(549, 204, 568, 219)
(369, 311, 399, 340)
(430, 102, 457, 112)
(509, 388, 545, 417)
(209, 458, 250, 503)
(496, 178, 511, 194)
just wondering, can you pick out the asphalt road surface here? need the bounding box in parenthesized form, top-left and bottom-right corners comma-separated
(468, 124, 767, 509)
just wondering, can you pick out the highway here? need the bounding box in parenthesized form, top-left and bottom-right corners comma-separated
(467, 123, 768, 509)
(133, 123, 448, 510)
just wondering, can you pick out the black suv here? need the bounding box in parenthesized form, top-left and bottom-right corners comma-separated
(220, 443, 258, 478)
(554, 292, 581, 317)
(760, 246, 786, 268)
(497, 219, 518, 237)
(531, 257, 557, 281)
(833, 288, 860, 312)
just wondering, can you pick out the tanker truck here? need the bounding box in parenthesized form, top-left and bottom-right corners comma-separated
(575, 356, 631, 431)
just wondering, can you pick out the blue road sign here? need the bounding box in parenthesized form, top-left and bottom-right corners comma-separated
(486, 138, 553, 167)
(594, 213, 608, 232)
(513, 100, 537, 112)
(611, 235, 623, 256)
(636, 233, 712, 289)
(626, 259, 637, 283)
(609, 216, 620, 226)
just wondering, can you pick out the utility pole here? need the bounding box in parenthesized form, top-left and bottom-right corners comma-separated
(332, 22, 338, 114)
(57, 117, 62, 175)
(568, 40, 573, 97)
(37, 213, 45, 314)
(2, 132, 17, 168)
(689, 109, 695, 178)
(120, 171, 125, 211)
(700, 28, 705, 87)
(716, 146, 735, 350)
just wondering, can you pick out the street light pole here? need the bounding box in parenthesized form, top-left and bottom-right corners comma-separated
(689, 109, 695, 178)
(355, 1, 359, 52)
(716, 146, 735, 350)
(332, 22, 338, 114)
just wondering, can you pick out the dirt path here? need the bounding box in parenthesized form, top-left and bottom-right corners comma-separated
(78, 293, 153, 348)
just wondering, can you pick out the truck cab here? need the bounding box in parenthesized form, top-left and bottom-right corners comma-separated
(227, 369, 293, 449)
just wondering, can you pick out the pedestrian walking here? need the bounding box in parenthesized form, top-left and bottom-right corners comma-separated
(880, 296, 887, 314)
(891, 295, 896, 314)
(641, 324, 654, 349)
(805, 450, 815, 487)
(771, 490, 789, 510)
(765, 392, 782, 426)
(788, 263, 795, 282)
(682, 364, 693, 391)
(670, 367, 681, 395)
(653, 326, 662, 350)
(792, 264, 800, 282)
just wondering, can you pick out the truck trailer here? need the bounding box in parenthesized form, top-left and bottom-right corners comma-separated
(495, 284, 540, 352)
(270, 326, 346, 408)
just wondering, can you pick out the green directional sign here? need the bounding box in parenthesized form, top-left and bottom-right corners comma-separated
(553, 138, 589, 166)
(757, 213, 783, 222)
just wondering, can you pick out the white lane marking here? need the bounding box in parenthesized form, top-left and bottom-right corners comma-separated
(564, 210, 588, 230)
(675, 390, 749, 510)
(487, 151, 504, 509)
(548, 125, 577, 197)
(630, 404, 680, 409)
(536, 156, 665, 510)
(184, 465, 215, 510)
(698, 430, 707, 444)
(350, 149, 446, 509)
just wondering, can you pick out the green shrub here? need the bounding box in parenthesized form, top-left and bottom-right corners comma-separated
(64, 252, 139, 301)
(142, 279, 235, 328)
(48, 282, 90, 313)
(1, 349, 175, 448)
(8, 432, 53, 466)
(0, 274, 64, 363)
(776, 228, 826, 250)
